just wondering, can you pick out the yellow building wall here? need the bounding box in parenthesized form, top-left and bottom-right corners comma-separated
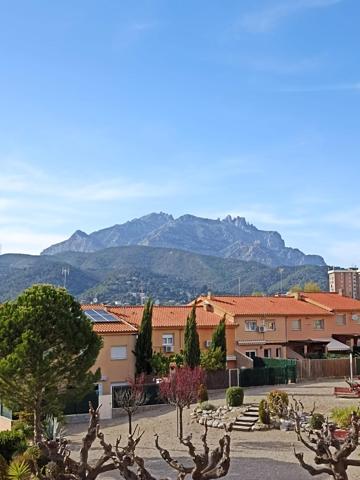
(93, 333, 136, 395)
(152, 326, 236, 358)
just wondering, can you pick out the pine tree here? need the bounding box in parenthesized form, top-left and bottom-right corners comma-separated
(184, 306, 200, 369)
(134, 298, 153, 374)
(211, 316, 227, 368)
(0, 285, 102, 443)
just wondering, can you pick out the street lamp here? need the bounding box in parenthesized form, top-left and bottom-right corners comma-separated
(279, 268, 284, 295)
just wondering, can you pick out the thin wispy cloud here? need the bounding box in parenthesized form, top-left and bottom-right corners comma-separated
(0, 228, 65, 256)
(248, 56, 321, 75)
(0, 160, 179, 202)
(240, 0, 342, 33)
(279, 82, 360, 93)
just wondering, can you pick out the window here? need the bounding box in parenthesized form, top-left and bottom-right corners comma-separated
(314, 319, 324, 330)
(111, 346, 127, 360)
(162, 334, 174, 353)
(265, 320, 276, 331)
(336, 314, 346, 325)
(291, 319, 301, 330)
(162, 334, 174, 345)
(275, 347, 282, 358)
(264, 348, 271, 358)
(245, 320, 257, 331)
(245, 350, 257, 359)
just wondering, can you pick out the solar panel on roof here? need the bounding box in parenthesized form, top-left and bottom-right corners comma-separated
(84, 309, 118, 323)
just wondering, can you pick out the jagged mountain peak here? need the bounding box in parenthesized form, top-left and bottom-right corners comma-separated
(41, 212, 326, 267)
(71, 230, 89, 238)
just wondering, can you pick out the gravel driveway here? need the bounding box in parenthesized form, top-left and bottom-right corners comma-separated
(66, 379, 360, 480)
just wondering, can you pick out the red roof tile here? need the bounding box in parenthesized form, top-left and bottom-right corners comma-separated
(108, 305, 232, 328)
(301, 292, 360, 312)
(197, 295, 333, 316)
(80, 305, 137, 334)
(92, 322, 137, 334)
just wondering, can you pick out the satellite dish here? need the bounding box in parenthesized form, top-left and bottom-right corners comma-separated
(93, 297, 98, 303)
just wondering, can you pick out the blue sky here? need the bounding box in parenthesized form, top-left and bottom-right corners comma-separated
(0, 0, 359, 265)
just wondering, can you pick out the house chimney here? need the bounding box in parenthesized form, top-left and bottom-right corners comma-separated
(207, 291, 212, 299)
(203, 301, 213, 312)
(294, 292, 301, 301)
(338, 288, 344, 296)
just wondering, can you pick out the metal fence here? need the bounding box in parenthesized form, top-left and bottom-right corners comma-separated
(63, 389, 99, 415)
(112, 383, 165, 408)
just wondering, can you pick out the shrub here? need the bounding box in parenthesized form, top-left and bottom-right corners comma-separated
(267, 390, 288, 418)
(200, 347, 225, 371)
(226, 387, 244, 407)
(259, 399, 271, 425)
(331, 406, 359, 429)
(150, 352, 171, 376)
(198, 384, 208, 403)
(199, 402, 216, 411)
(0, 455, 7, 480)
(170, 352, 184, 367)
(11, 421, 33, 441)
(0, 430, 27, 463)
(309, 413, 325, 430)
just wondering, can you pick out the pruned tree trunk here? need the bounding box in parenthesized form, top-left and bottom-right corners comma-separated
(291, 399, 360, 480)
(33, 398, 42, 444)
(35, 404, 231, 480)
(128, 411, 133, 435)
(178, 406, 183, 440)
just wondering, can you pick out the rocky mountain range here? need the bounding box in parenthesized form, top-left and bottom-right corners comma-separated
(41, 212, 326, 268)
(0, 246, 329, 304)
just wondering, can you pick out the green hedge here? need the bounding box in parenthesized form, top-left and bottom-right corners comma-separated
(0, 430, 27, 462)
(239, 365, 296, 387)
(226, 387, 244, 407)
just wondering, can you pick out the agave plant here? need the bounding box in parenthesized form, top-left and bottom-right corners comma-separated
(7, 459, 31, 480)
(42, 415, 66, 441)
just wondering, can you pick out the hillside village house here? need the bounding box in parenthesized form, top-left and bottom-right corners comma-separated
(81, 304, 237, 416)
(195, 292, 360, 361)
(1, 291, 360, 429)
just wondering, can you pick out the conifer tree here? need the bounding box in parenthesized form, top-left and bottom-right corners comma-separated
(134, 298, 153, 374)
(0, 284, 102, 443)
(211, 316, 227, 367)
(183, 306, 200, 369)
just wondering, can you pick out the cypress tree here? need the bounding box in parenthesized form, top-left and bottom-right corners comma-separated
(211, 316, 227, 367)
(134, 298, 153, 374)
(184, 306, 200, 369)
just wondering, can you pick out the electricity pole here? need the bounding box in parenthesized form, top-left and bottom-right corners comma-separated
(62, 267, 70, 289)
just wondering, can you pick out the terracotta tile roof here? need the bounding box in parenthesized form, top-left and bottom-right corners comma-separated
(81, 304, 107, 311)
(80, 305, 137, 335)
(108, 305, 232, 328)
(197, 295, 333, 317)
(92, 322, 137, 334)
(301, 292, 360, 312)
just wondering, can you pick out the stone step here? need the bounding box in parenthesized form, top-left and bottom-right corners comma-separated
(235, 417, 256, 424)
(243, 412, 259, 418)
(247, 407, 259, 412)
(232, 424, 252, 432)
(234, 421, 255, 428)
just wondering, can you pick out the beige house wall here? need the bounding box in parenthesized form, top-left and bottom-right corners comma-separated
(92, 333, 136, 395)
(0, 415, 12, 431)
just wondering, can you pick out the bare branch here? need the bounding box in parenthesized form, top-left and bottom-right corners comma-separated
(294, 449, 333, 477)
